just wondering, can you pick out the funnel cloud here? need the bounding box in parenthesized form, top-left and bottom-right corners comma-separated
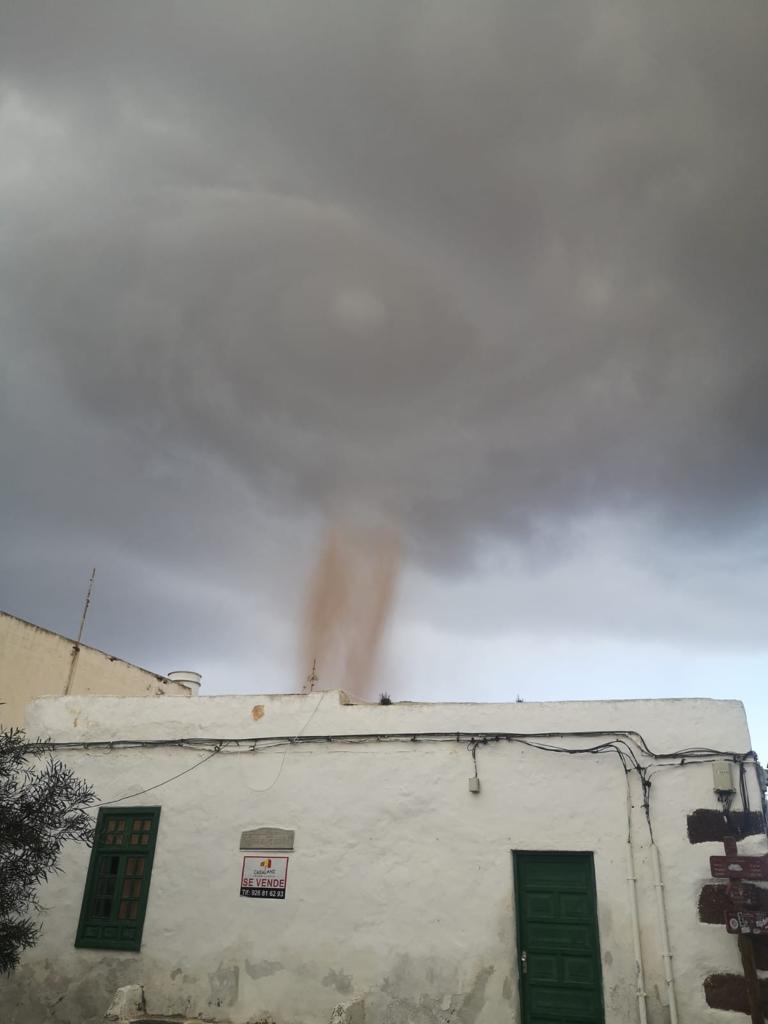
(301, 519, 400, 700)
(0, 2, 766, 747)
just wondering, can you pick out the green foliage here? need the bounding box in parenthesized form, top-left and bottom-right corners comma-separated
(0, 727, 95, 973)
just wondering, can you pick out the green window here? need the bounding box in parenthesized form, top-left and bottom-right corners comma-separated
(75, 807, 161, 951)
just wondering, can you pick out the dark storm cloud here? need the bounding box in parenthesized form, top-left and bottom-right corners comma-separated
(1, 1, 767, 667)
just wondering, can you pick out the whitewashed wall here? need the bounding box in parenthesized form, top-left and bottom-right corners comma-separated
(2, 693, 764, 1024)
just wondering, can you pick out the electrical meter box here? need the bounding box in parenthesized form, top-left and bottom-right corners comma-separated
(712, 760, 734, 794)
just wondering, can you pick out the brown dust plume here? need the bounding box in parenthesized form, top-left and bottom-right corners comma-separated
(300, 519, 400, 699)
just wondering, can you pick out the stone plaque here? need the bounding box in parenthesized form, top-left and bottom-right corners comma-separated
(240, 827, 294, 851)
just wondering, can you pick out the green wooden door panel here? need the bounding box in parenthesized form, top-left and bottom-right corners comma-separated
(527, 921, 594, 951)
(515, 852, 605, 1024)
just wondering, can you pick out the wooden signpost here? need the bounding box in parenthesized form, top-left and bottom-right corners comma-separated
(726, 882, 762, 910)
(714, 837, 766, 1024)
(711, 853, 768, 881)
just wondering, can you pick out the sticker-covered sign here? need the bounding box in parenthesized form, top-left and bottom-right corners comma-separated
(240, 855, 289, 899)
(725, 910, 768, 936)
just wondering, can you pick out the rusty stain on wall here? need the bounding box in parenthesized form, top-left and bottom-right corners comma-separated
(251, 704, 265, 721)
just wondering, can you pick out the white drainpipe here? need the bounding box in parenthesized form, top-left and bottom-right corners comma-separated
(651, 843, 679, 1024)
(626, 840, 648, 1024)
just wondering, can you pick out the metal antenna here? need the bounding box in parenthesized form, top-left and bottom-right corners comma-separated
(76, 567, 96, 646)
(64, 568, 96, 695)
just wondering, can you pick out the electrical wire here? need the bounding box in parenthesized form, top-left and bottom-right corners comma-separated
(89, 746, 222, 809)
(739, 758, 751, 816)
(468, 739, 480, 780)
(48, 728, 759, 767)
(87, 695, 333, 807)
(51, 724, 760, 831)
(245, 690, 329, 795)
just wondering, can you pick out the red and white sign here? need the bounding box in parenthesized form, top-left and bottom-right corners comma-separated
(240, 855, 289, 900)
(725, 910, 768, 936)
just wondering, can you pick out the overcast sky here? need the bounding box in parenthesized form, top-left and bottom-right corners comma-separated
(1, 2, 767, 756)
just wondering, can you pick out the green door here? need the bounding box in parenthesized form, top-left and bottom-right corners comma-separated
(514, 852, 605, 1024)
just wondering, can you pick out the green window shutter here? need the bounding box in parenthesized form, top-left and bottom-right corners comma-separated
(75, 806, 161, 951)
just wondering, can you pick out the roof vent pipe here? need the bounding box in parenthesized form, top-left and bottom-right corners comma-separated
(167, 670, 202, 696)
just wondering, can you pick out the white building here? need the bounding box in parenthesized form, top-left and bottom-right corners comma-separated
(2, 691, 767, 1024)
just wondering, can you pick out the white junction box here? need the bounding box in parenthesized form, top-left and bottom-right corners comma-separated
(712, 760, 734, 794)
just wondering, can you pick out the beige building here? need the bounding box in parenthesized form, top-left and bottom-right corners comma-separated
(0, 611, 199, 729)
